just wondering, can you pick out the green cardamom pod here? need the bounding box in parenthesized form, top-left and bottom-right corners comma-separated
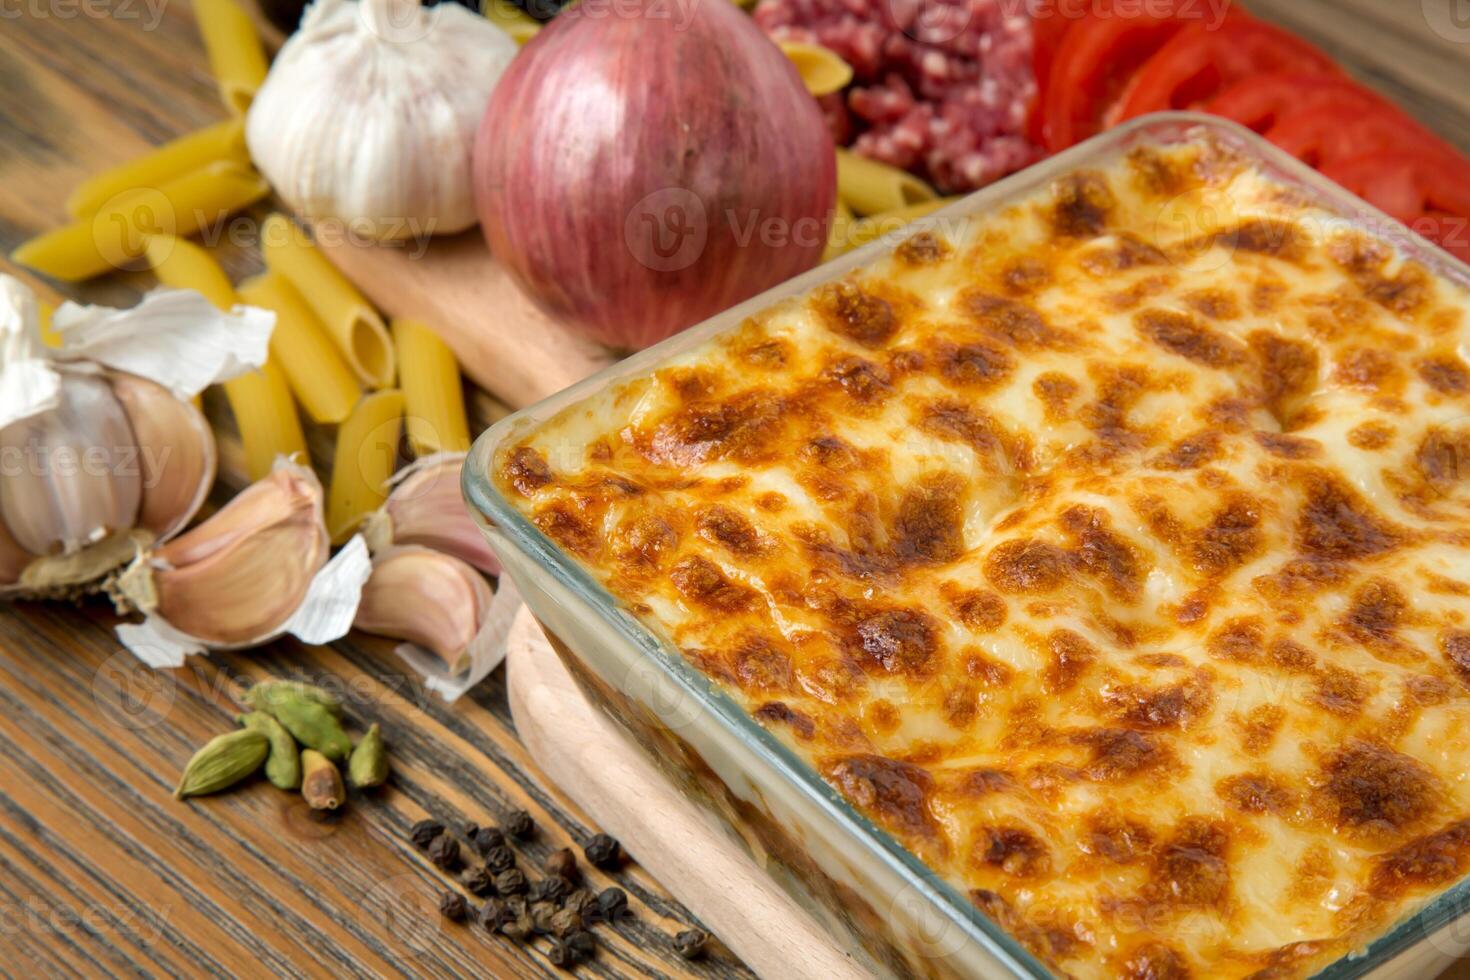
(243, 680, 344, 718)
(260, 692, 354, 761)
(347, 723, 389, 789)
(301, 749, 345, 810)
(175, 728, 269, 799)
(237, 712, 301, 790)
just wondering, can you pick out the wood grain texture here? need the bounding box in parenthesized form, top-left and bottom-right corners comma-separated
(0, 0, 1466, 977)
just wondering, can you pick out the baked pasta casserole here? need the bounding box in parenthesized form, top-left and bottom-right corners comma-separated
(496, 135, 1470, 979)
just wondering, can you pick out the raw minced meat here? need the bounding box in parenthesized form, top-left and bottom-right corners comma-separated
(756, 0, 1042, 193)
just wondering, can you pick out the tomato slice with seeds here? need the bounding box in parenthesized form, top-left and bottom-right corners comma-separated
(1204, 72, 1390, 133)
(1115, 19, 1338, 121)
(1267, 102, 1464, 170)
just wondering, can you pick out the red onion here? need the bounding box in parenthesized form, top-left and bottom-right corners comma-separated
(472, 0, 836, 351)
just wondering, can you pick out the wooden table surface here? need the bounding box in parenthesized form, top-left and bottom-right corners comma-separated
(1, 1, 1468, 978)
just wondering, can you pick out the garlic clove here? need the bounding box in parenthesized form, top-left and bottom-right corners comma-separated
(353, 545, 491, 674)
(146, 462, 329, 646)
(107, 372, 217, 542)
(0, 510, 35, 586)
(0, 370, 141, 557)
(362, 453, 501, 576)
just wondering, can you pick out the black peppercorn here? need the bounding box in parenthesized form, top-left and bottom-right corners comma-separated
(503, 895, 528, 918)
(462, 822, 479, 839)
(548, 937, 576, 969)
(473, 826, 506, 855)
(428, 834, 461, 871)
(438, 891, 469, 922)
(504, 809, 535, 839)
(549, 907, 582, 938)
(494, 868, 528, 895)
(461, 867, 495, 897)
(564, 888, 597, 918)
(566, 930, 596, 960)
(674, 927, 709, 960)
(583, 833, 623, 870)
(530, 900, 558, 935)
(484, 845, 516, 873)
(410, 819, 444, 850)
(526, 878, 548, 903)
(545, 847, 580, 883)
(542, 875, 573, 903)
(499, 912, 533, 941)
(595, 887, 628, 922)
(477, 897, 506, 930)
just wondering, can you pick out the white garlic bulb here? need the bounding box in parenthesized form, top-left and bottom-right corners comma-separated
(245, 0, 518, 241)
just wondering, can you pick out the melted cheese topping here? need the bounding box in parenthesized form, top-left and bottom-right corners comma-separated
(497, 136, 1470, 980)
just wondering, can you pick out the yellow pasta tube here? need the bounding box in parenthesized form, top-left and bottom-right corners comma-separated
(780, 42, 853, 97)
(66, 119, 248, 219)
(392, 318, 471, 456)
(835, 148, 938, 217)
(823, 198, 856, 263)
(192, 0, 268, 116)
(259, 214, 396, 390)
(13, 161, 268, 282)
(237, 272, 361, 425)
(144, 235, 308, 479)
(481, 0, 541, 44)
(37, 301, 60, 349)
(227, 361, 309, 482)
(841, 197, 961, 253)
(328, 389, 405, 543)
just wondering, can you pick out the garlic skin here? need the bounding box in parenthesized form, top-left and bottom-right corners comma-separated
(245, 0, 518, 240)
(361, 452, 500, 575)
(354, 545, 491, 673)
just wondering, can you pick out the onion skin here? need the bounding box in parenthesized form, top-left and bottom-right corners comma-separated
(473, 0, 836, 351)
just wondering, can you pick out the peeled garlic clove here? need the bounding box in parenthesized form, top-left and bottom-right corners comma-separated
(354, 545, 491, 674)
(0, 371, 141, 557)
(362, 453, 500, 576)
(145, 463, 330, 647)
(107, 371, 217, 542)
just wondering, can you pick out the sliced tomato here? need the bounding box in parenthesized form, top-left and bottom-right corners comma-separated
(1039, 3, 1241, 152)
(1268, 103, 1463, 170)
(1406, 216, 1470, 264)
(1322, 150, 1470, 222)
(1115, 18, 1337, 121)
(1027, 8, 1076, 144)
(1204, 72, 1390, 133)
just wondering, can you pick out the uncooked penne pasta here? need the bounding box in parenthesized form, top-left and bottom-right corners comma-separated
(392, 318, 470, 456)
(835, 148, 938, 217)
(144, 235, 308, 480)
(192, 0, 268, 116)
(780, 42, 853, 97)
(36, 301, 59, 348)
(481, 0, 540, 44)
(259, 213, 396, 390)
(823, 198, 856, 263)
(228, 361, 309, 482)
(66, 119, 248, 219)
(236, 272, 361, 426)
(13, 160, 268, 282)
(842, 197, 961, 253)
(328, 389, 405, 544)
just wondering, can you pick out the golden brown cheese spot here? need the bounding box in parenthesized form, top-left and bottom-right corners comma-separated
(1236, 704, 1285, 756)
(1371, 819, 1470, 896)
(695, 505, 765, 557)
(1339, 579, 1409, 650)
(1250, 332, 1319, 423)
(1319, 740, 1441, 839)
(1120, 943, 1191, 980)
(933, 339, 1014, 389)
(1079, 233, 1168, 275)
(985, 538, 1069, 594)
(1417, 427, 1470, 491)
(1439, 630, 1470, 686)
(1207, 618, 1263, 663)
(1151, 431, 1222, 470)
(1417, 355, 1470, 395)
(1254, 558, 1351, 601)
(946, 588, 1007, 633)
(669, 555, 756, 612)
(1074, 727, 1169, 781)
(999, 256, 1051, 295)
(505, 446, 553, 496)
(1148, 818, 1231, 908)
(1297, 471, 1402, 561)
(1192, 496, 1264, 578)
(729, 632, 793, 693)
(1218, 773, 1295, 814)
(969, 889, 1090, 966)
(1201, 219, 1308, 262)
(647, 389, 785, 468)
(614, 512, 681, 570)
(1033, 372, 1079, 423)
(1085, 811, 1153, 863)
(753, 701, 815, 739)
(1348, 421, 1395, 450)
(895, 231, 949, 265)
(1104, 673, 1214, 730)
(821, 355, 893, 405)
(813, 281, 898, 347)
(1270, 638, 1316, 673)
(1329, 234, 1432, 315)
(1060, 505, 1147, 602)
(1185, 288, 1241, 320)
(957, 768, 1014, 796)
(1333, 348, 1401, 392)
(1136, 309, 1244, 368)
(894, 475, 966, 564)
(1080, 364, 1152, 457)
(961, 292, 1066, 349)
(976, 826, 1050, 877)
(1050, 171, 1116, 238)
(823, 754, 937, 839)
(1313, 665, 1373, 717)
(735, 335, 790, 370)
(847, 607, 940, 676)
(1047, 630, 1098, 693)
(1254, 431, 1321, 460)
(534, 505, 598, 558)
(918, 398, 1006, 457)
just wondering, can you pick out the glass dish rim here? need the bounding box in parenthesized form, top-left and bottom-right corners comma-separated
(464, 111, 1470, 979)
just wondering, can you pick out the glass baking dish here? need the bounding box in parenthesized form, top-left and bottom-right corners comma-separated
(464, 113, 1470, 978)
